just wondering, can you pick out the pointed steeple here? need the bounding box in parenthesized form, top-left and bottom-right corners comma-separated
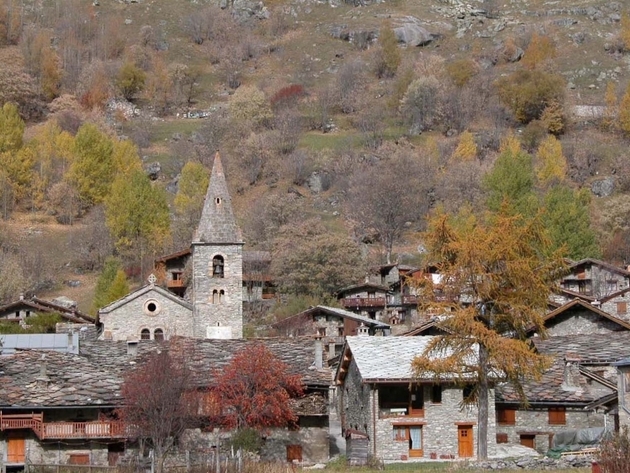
(194, 152, 243, 244)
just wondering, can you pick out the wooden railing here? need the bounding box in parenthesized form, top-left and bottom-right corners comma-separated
(167, 279, 185, 288)
(341, 297, 386, 308)
(402, 295, 418, 304)
(0, 413, 128, 439)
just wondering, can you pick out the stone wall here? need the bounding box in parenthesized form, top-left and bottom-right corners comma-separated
(496, 409, 609, 453)
(24, 437, 109, 466)
(192, 245, 243, 339)
(546, 309, 622, 336)
(99, 288, 192, 341)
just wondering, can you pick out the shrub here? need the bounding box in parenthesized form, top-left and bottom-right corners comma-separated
(446, 59, 478, 87)
(373, 23, 400, 78)
(598, 426, 630, 473)
(496, 69, 565, 124)
(270, 84, 305, 110)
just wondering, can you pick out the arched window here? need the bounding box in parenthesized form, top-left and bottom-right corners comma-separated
(219, 289, 225, 303)
(140, 329, 151, 340)
(212, 290, 218, 304)
(154, 329, 164, 341)
(212, 256, 224, 278)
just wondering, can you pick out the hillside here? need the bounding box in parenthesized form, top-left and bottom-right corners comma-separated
(1, 0, 630, 313)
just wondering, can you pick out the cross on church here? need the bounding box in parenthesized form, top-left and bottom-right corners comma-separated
(147, 274, 157, 285)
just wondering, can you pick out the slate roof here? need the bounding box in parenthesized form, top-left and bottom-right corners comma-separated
(193, 152, 243, 244)
(169, 337, 332, 388)
(0, 350, 123, 408)
(339, 336, 468, 382)
(336, 283, 390, 296)
(495, 333, 630, 405)
(272, 305, 390, 331)
(567, 258, 630, 277)
(0, 297, 95, 324)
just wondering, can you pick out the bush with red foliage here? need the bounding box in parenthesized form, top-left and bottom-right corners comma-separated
(211, 343, 303, 430)
(270, 84, 306, 110)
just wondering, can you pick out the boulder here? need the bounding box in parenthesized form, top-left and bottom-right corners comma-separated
(145, 162, 161, 181)
(394, 23, 433, 46)
(591, 177, 614, 197)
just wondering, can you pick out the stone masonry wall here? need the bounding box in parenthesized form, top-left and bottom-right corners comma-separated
(24, 437, 109, 466)
(341, 360, 497, 461)
(99, 289, 192, 341)
(496, 409, 609, 453)
(373, 387, 497, 461)
(192, 244, 243, 339)
(546, 310, 622, 336)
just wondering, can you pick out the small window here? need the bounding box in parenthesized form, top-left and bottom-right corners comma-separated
(172, 272, 182, 281)
(618, 301, 627, 315)
(338, 327, 344, 337)
(143, 299, 160, 316)
(140, 329, 151, 340)
(154, 329, 164, 341)
(496, 433, 508, 444)
(463, 384, 476, 402)
(286, 445, 302, 462)
(317, 327, 326, 337)
(431, 385, 442, 404)
(548, 407, 566, 425)
(212, 290, 218, 304)
(212, 256, 225, 278)
(219, 289, 225, 302)
(215, 197, 222, 205)
(497, 408, 516, 425)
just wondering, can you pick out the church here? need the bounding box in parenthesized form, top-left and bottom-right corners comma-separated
(98, 153, 244, 341)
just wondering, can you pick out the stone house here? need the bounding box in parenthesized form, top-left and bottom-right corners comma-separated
(99, 153, 244, 340)
(271, 305, 390, 359)
(1, 336, 333, 468)
(495, 334, 626, 452)
(553, 258, 630, 306)
(336, 336, 497, 461)
(0, 349, 127, 468)
(0, 296, 95, 326)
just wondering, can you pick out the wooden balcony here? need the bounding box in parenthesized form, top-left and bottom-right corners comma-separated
(0, 413, 129, 439)
(341, 297, 386, 308)
(401, 295, 418, 305)
(167, 279, 185, 288)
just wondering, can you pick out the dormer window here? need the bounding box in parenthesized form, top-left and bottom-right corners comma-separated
(213, 256, 224, 278)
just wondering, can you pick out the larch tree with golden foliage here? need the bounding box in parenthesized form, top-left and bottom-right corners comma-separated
(412, 209, 566, 459)
(535, 134, 567, 186)
(619, 83, 630, 135)
(452, 130, 478, 161)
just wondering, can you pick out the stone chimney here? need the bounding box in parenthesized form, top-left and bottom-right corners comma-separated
(357, 323, 370, 336)
(562, 353, 582, 392)
(314, 335, 323, 370)
(127, 340, 139, 357)
(36, 356, 50, 388)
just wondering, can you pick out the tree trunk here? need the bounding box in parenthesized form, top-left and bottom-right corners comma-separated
(477, 343, 489, 460)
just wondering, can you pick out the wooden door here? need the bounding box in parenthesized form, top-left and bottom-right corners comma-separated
(520, 434, 536, 449)
(286, 444, 302, 462)
(7, 434, 25, 464)
(457, 425, 473, 458)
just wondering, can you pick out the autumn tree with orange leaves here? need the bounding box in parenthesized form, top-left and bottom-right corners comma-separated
(212, 344, 303, 432)
(412, 208, 566, 460)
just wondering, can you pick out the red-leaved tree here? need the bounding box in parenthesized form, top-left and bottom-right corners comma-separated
(212, 344, 303, 431)
(119, 350, 198, 473)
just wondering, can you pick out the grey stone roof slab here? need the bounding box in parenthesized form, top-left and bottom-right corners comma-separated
(193, 152, 243, 245)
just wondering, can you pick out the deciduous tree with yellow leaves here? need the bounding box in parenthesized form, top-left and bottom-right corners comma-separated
(412, 209, 566, 459)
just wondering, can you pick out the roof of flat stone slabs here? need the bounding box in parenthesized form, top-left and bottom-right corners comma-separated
(194, 152, 242, 244)
(80, 337, 332, 388)
(0, 350, 123, 408)
(342, 336, 478, 382)
(532, 332, 630, 363)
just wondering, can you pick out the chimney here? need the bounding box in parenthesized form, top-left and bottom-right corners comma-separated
(67, 331, 74, 351)
(357, 323, 370, 336)
(127, 340, 139, 357)
(562, 353, 581, 392)
(328, 342, 336, 360)
(19, 293, 24, 301)
(314, 336, 323, 370)
(37, 356, 50, 388)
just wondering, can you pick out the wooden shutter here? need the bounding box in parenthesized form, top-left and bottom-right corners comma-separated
(618, 301, 627, 315)
(286, 445, 302, 462)
(68, 454, 90, 465)
(496, 433, 509, 444)
(497, 408, 516, 425)
(548, 407, 566, 425)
